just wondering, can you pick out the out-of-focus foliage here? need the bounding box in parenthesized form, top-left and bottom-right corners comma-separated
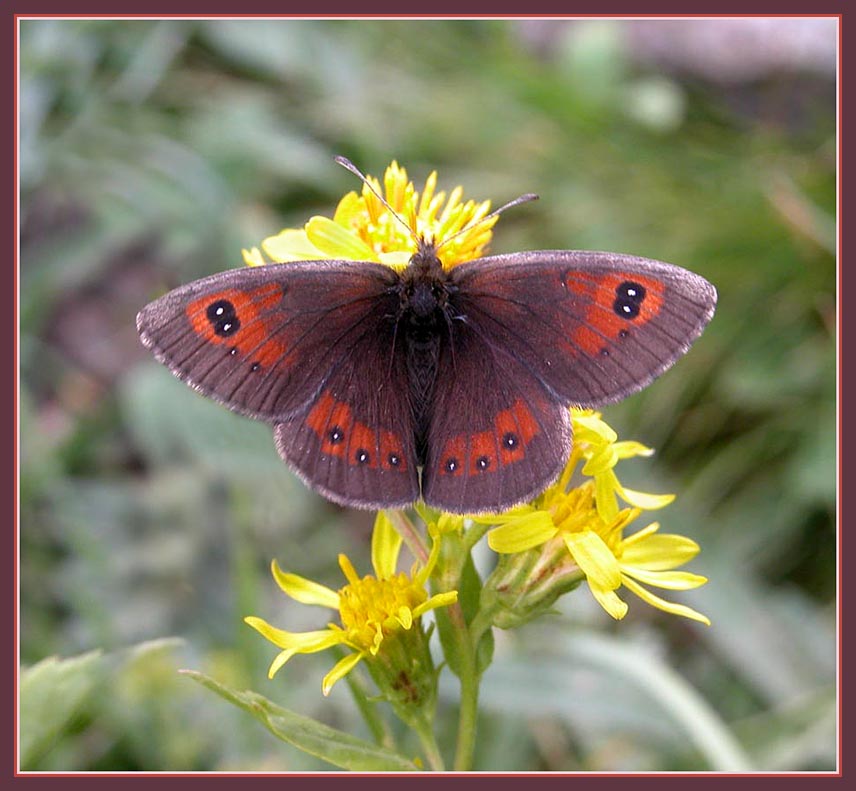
(20, 19, 836, 772)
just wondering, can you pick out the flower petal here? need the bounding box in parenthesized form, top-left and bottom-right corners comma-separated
(242, 246, 267, 267)
(305, 216, 376, 260)
(612, 440, 654, 459)
(588, 579, 629, 620)
(371, 511, 403, 580)
(377, 250, 413, 269)
(394, 606, 413, 630)
(621, 566, 708, 590)
(321, 651, 364, 696)
(470, 504, 536, 525)
(370, 622, 384, 655)
(243, 616, 343, 652)
(331, 190, 363, 225)
(268, 648, 298, 679)
(262, 228, 323, 261)
(594, 470, 620, 523)
(563, 530, 622, 590)
(412, 590, 458, 619)
(338, 553, 361, 586)
(572, 412, 618, 444)
(582, 446, 619, 476)
(618, 486, 676, 510)
(487, 512, 557, 553)
(620, 533, 701, 568)
(271, 560, 340, 609)
(621, 576, 711, 625)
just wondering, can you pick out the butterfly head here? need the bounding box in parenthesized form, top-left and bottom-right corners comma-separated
(400, 237, 453, 319)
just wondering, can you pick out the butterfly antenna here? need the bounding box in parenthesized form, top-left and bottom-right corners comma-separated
(434, 191, 538, 254)
(334, 155, 418, 242)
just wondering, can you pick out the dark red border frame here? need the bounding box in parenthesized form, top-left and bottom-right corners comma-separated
(7, 3, 845, 785)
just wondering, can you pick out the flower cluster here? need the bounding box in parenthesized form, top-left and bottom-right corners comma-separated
(480, 409, 710, 626)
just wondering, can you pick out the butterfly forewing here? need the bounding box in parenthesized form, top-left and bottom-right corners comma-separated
(136, 261, 399, 422)
(451, 251, 717, 407)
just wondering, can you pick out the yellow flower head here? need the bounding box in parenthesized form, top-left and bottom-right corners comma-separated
(481, 409, 710, 625)
(242, 160, 496, 271)
(245, 513, 457, 696)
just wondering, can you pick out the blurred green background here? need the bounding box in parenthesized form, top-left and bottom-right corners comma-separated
(19, 18, 836, 772)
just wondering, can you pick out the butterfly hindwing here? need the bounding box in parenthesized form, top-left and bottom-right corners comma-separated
(451, 251, 717, 407)
(273, 318, 420, 510)
(421, 319, 571, 514)
(136, 261, 399, 422)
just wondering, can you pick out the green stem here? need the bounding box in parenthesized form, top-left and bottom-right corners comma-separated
(414, 717, 446, 771)
(452, 605, 499, 771)
(343, 660, 395, 751)
(454, 645, 480, 771)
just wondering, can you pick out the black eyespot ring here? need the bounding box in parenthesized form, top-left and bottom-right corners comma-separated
(476, 456, 490, 471)
(613, 281, 646, 321)
(207, 300, 241, 336)
(502, 432, 518, 449)
(329, 427, 344, 444)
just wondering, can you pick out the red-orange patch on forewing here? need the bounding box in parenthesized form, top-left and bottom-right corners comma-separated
(186, 284, 291, 368)
(562, 269, 597, 299)
(567, 325, 603, 356)
(568, 272, 666, 355)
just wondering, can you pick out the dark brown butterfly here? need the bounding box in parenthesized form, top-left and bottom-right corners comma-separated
(137, 161, 716, 514)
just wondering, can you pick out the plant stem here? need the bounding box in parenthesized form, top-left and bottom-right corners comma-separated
(454, 647, 480, 771)
(344, 660, 396, 751)
(452, 605, 498, 771)
(414, 718, 446, 771)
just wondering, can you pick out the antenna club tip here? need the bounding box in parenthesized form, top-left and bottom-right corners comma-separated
(334, 155, 362, 178)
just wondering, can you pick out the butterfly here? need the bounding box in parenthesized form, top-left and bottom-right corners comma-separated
(137, 162, 716, 515)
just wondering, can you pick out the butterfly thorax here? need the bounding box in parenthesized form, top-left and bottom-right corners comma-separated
(397, 239, 456, 459)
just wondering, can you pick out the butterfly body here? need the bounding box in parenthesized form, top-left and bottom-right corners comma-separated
(138, 241, 716, 514)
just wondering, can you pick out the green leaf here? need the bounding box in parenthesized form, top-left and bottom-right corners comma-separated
(20, 650, 104, 769)
(182, 670, 419, 771)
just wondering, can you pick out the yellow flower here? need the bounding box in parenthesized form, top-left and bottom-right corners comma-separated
(482, 411, 710, 625)
(242, 160, 496, 270)
(245, 513, 458, 696)
(570, 409, 675, 523)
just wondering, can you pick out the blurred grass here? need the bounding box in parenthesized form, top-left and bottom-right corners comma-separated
(19, 19, 836, 772)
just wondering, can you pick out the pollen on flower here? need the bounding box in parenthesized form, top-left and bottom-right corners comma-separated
(338, 571, 428, 653)
(245, 160, 496, 270)
(244, 514, 457, 702)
